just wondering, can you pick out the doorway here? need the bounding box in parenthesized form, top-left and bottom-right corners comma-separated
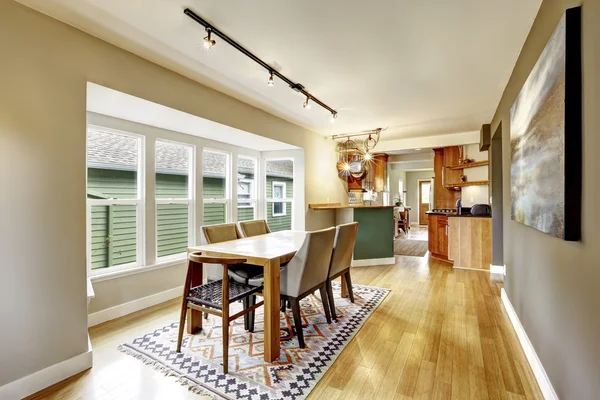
(418, 180, 431, 225)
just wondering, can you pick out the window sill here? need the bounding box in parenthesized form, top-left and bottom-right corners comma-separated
(90, 258, 187, 283)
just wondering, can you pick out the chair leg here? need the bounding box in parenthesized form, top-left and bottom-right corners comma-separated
(345, 271, 355, 303)
(319, 285, 332, 324)
(326, 278, 337, 321)
(281, 299, 287, 312)
(243, 297, 250, 331)
(176, 303, 188, 353)
(248, 295, 256, 332)
(290, 298, 305, 348)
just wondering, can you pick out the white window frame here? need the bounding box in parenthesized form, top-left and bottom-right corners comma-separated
(86, 126, 146, 277)
(237, 155, 258, 221)
(155, 139, 195, 262)
(202, 148, 231, 224)
(271, 181, 287, 217)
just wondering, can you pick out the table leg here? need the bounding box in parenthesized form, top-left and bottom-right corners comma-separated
(263, 258, 281, 362)
(187, 261, 204, 334)
(340, 274, 349, 298)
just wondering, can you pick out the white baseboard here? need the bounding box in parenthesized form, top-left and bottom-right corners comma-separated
(490, 264, 505, 275)
(501, 289, 558, 400)
(351, 257, 396, 267)
(88, 285, 183, 327)
(0, 338, 92, 399)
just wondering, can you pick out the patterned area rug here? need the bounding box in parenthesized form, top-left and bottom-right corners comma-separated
(119, 282, 389, 400)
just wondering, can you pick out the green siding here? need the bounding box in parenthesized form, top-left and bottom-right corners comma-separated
(156, 173, 189, 258)
(203, 177, 226, 224)
(87, 168, 137, 199)
(237, 207, 255, 222)
(156, 173, 188, 198)
(266, 176, 293, 232)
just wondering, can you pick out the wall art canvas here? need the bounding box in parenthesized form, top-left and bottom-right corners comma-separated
(510, 7, 581, 241)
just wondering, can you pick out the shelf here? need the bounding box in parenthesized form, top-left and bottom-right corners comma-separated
(446, 160, 489, 170)
(445, 180, 490, 188)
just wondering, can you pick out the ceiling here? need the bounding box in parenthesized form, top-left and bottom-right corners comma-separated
(19, 0, 541, 140)
(87, 83, 298, 152)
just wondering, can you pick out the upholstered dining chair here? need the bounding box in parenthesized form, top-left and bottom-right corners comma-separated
(238, 219, 271, 237)
(176, 252, 264, 374)
(249, 227, 336, 348)
(326, 222, 359, 320)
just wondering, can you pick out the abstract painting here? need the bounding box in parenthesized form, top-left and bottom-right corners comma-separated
(510, 7, 581, 241)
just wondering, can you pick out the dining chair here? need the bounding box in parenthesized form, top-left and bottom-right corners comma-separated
(238, 219, 271, 237)
(176, 252, 264, 374)
(249, 227, 336, 348)
(326, 222, 359, 320)
(201, 223, 265, 329)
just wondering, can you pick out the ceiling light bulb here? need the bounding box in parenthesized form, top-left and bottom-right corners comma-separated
(364, 152, 372, 161)
(343, 162, 351, 171)
(267, 72, 274, 87)
(203, 29, 215, 49)
(303, 96, 311, 109)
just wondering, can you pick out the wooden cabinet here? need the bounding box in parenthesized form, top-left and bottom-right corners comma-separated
(372, 154, 389, 192)
(448, 217, 492, 270)
(433, 147, 461, 209)
(428, 214, 449, 260)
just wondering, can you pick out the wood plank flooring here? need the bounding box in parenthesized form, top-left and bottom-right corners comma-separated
(28, 254, 542, 400)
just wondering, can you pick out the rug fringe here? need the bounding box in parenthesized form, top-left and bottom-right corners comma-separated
(117, 345, 221, 399)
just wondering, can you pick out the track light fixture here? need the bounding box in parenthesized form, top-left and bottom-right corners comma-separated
(203, 28, 216, 49)
(330, 111, 338, 123)
(267, 71, 275, 87)
(303, 96, 311, 109)
(184, 8, 337, 118)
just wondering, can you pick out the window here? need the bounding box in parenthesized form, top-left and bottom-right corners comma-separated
(156, 140, 194, 259)
(272, 182, 286, 216)
(86, 126, 144, 275)
(421, 182, 431, 204)
(237, 156, 257, 221)
(203, 149, 230, 225)
(265, 159, 293, 231)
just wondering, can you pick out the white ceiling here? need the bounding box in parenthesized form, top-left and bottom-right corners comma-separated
(87, 83, 299, 152)
(19, 0, 541, 140)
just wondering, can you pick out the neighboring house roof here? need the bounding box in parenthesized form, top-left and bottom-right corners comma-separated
(87, 126, 293, 178)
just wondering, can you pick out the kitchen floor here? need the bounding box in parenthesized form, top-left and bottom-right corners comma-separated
(396, 225, 428, 241)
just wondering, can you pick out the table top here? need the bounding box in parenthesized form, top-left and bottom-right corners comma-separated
(189, 230, 307, 264)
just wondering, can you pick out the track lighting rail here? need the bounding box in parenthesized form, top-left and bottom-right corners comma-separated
(184, 8, 337, 117)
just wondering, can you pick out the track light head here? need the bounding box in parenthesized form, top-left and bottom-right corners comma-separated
(203, 28, 216, 49)
(303, 96, 311, 109)
(330, 111, 338, 122)
(267, 71, 275, 87)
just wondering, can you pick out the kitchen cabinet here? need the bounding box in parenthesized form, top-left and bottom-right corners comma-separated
(433, 147, 461, 209)
(371, 154, 389, 192)
(428, 214, 449, 261)
(448, 217, 492, 270)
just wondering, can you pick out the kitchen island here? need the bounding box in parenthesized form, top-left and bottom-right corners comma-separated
(427, 211, 492, 270)
(309, 203, 395, 266)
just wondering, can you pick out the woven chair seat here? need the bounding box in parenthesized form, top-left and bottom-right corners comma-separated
(187, 279, 263, 310)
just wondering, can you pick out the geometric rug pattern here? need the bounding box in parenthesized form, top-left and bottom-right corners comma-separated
(119, 282, 389, 400)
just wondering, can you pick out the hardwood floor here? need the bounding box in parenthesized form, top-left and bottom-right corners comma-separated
(28, 255, 542, 400)
(397, 225, 429, 241)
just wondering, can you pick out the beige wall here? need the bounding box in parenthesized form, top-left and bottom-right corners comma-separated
(491, 0, 600, 398)
(0, 1, 345, 386)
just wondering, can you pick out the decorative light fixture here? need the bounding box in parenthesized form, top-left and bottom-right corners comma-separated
(203, 28, 216, 49)
(303, 96, 311, 109)
(267, 71, 275, 87)
(184, 8, 337, 117)
(332, 128, 385, 173)
(330, 111, 338, 123)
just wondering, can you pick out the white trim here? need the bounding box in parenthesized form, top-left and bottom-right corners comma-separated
(501, 289, 558, 400)
(271, 181, 287, 217)
(351, 257, 396, 267)
(88, 285, 184, 327)
(0, 343, 92, 399)
(90, 258, 185, 283)
(490, 264, 505, 275)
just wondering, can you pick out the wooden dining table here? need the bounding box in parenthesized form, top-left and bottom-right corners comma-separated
(188, 230, 308, 362)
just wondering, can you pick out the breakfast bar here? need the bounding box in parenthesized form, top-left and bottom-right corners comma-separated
(309, 203, 395, 266)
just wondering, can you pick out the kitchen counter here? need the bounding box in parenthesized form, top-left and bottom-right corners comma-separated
(425, 210, 491, 218)
(309, 203, 395, 210)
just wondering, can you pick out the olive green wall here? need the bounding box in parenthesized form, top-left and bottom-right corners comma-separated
(0, 1, 344, 388)
(353, 208, 394, 260)
(491, 1, 600, 398)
